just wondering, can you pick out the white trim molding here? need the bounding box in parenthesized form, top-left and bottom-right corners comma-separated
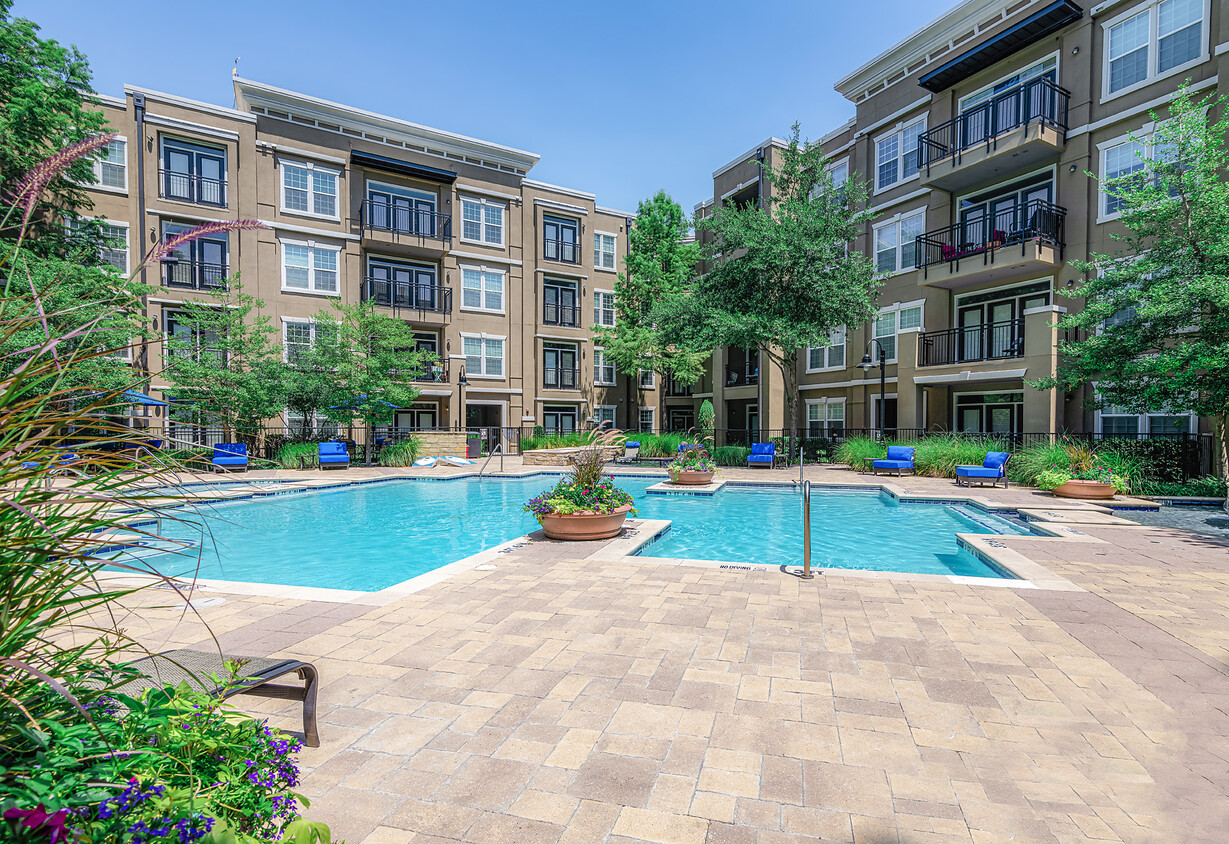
(913, 368, 1028, 384)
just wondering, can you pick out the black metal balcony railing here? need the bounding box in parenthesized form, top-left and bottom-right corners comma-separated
(916, 198, 1066, 275)
(918, 319, 1025, 367)
(411, 360, 449, 383)
(918, 77, 1071, 172)
(666, 379, 695, 397)
(162, 258, 227, 290)
(543, 302, 579, 326)
(364, 277, 452, 314)
(543, 237, 580, 264)
(725, 367, 759, 387)
(159, 169, 226, 207)
(361, 200, 452, 242)
(543, 367, 579, 390)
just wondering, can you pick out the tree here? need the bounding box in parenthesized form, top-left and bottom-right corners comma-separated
(314, 301, 431, 463)
(1036, 85, 1229, 505)
(656, 124, 879, 450)
(0, 0, 110, 255)
(161, 277, 287, 445)
(283, 339, 344, 439)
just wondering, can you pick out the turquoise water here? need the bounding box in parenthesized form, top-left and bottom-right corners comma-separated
(121, 476, 1022, 591)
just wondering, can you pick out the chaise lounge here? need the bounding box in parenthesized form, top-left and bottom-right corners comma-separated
(211, 443, 248, 473)
(956, 451, 1012, 488)
(747, 442, 776, 468)
(318, 441, 350, 470)
(872, 445, 915, 476)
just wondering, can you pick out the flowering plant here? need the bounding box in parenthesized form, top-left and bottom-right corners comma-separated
(524, 475, 636, 518)
(668, 446, 716, 474)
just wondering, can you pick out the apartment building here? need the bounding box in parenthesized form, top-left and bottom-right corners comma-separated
(79, 78, 648, 446)
(691, 0, 1224, 442)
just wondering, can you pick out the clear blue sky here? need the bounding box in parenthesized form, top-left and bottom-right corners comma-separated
(20, 0, 951, 214)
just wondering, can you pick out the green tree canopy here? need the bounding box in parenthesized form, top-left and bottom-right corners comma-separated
(655, 124, 879, 445)
(1036, 85, 1229, 497)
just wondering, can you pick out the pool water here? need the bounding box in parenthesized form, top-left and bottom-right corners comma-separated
(121, 476, 1023, 591)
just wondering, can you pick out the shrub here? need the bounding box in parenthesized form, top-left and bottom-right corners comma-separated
(273, 441, 318, 469)
(697, 400, 715, 441)
(1139, 476, 1228, 497)
(833, 436, 886, 468)
(712, 446, 750, 466)
(379, 437, 422, 467)
(518, 432, 587, 451)
(910, 434, 1009, 478)
(523, 430, 635, 517)
(1035, 470, 1071, 490)
(636, 433, 689, 458)
(1005, 440, 1071, 487)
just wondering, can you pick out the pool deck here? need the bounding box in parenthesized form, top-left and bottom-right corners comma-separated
(107, 460, 1229, 842)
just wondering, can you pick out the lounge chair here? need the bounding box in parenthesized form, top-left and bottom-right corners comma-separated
(318, 441, 350, 470)
(872, 445, 915, 476)
(117, 649, 319, 747)
(956, 451, 1011, 488)
(211, 443, 248, 473)
(617, 441, 640, 464)
(747, 442, 776, 468)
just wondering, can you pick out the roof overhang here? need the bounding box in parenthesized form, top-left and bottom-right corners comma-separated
(918, 0, 1084, 91)
(351, 150, 457, 184)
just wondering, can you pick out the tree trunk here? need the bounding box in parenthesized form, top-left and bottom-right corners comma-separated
(1217, 412, 1229, 515)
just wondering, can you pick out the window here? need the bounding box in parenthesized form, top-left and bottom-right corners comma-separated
(161, 138, 226, 206)
(67, 217, 128, 273)
(366, 182, 437, 235)
(594, 232, 617, 270)
(543, 342, 579, 389)
(828, 161, 848, 190)
(638, 369, 655, 389)
(460, 266, 504, 312)
(543, 405, 579, 433)
(639, 407, 655, 432)
(283, 321, 315, 363)
(807, 326, 846, 372)
(1104, 0, 1206, 98)
(1099, 132, 1183, 219)
(594, 406, 617, 428)
(874, 209, 925, 274)
(462, 335, 504, 377)
(543, 278, 578, 326)
(285, 410, 339, 438)
(543, 215, 579, 263)
(807, 400, 845, 437)
(459, 197, 504, 245)
(593, 290, 616, 327)
(873, 304, 923, 362)
(594, 349, 616, 385)
(166, 311, 223, 367)
(281, 161, 338, 218)
(162, 222, 227, 289)
(875, 118, 925, 191)
(92, 139, 126, 191)
(1098, 403, 1194, 436)
(282, 242, 340, 295)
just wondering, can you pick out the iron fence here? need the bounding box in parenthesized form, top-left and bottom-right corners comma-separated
(360, 200, 451, 241)
(916, 198, 1066, 275)
(918, 319, 1025, 366)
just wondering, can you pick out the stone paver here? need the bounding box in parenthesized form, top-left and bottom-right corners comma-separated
(111, 462, 1229, 842)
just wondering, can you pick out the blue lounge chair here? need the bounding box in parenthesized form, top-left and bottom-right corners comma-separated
(956, 451, 1011, 488)
(747, 442, 775, 468)
(872, 445, 915, 476)
(617, 441, 640, 464)
(318, 441, 350, 470)
(211, 443, 248, 473)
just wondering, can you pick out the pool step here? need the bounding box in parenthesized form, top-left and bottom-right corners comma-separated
(645, 479, 727, 496)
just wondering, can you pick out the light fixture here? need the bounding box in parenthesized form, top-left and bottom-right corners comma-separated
(1069, 164, 1078, 172)
(1072, 46, 1080, 55)
(457, 366, 469, 387)
(857, 353, 875, 370)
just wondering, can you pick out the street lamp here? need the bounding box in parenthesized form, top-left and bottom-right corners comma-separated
(456, 365, 468, 431)
(858, 340, 888, 439)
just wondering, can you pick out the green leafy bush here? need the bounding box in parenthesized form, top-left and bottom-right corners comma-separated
(518, 432, 587, 451)
(1139, 476, 1228, 497)
(1035, 470, 1072, 490)
(378, 437, 422, 467)
(273, 441, 319, 469)
(635, 433, 690, 458)
(833, 436, 886, 467)
(910, 435, 1009, 478)
(711, 446, 750, 466)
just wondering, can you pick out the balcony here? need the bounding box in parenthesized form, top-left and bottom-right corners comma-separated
(364, 277, 452, 316)
(360, 200, 452, 256)
(159, 168, 226, 207)
(916, 199, 1065, 290)
(666, 378, 694, 397)
(724, 366, 758, 387)
(918, 77, 1069, 193)
(162, 258, 227, 291)
(543, 237, 580, 265)
(918, 319, 1024, 367)
(543, 302, 580, 327)
(412, 360, 449, 383)
(543, 367, 579, 390)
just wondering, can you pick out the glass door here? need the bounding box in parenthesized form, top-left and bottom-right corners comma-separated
(988, 300, 1016, 358)
(544, 216, 578, 262)
(543, 281, 577, 325)
(543, 344, 577, 389)
(958, 305, 983, 362)
(958, 406, 983, 433)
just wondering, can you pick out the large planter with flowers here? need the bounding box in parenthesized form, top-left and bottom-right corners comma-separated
(667, 445, 717, 485)
(537, 503, 634, 540)
(1051, 479, 1117, 500)
(524, 434, 637, 541)
(1035, 451, 1127, 500)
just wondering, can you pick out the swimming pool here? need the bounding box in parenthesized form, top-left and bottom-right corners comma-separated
(121, 475, 1026, 591)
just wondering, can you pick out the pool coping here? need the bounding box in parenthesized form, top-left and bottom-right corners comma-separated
(101, 470, 1112, 602)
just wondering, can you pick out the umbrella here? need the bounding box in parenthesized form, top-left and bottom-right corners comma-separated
(85, 389, 169, 407)
(329, 394, 400, 410)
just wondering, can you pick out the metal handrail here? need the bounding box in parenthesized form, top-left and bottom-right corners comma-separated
(478, 441, 503, 477)
(364, 277, 452, 314)
(158, 168, 226, 206)
(916, 198, 1066, 276)
(543, 367, 580, 390)
(543, 302, 580, 326)
(918, 318, 1025, 367)
(360, 200, 452, 241)
(162, 258, 228, 290)
(800, 480, 813, 580)
(543, 237, 580, 264)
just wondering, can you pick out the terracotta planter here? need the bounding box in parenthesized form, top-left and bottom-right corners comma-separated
(669, 469, 715, 485)
(538, 504, 632, 541)
(1051, 479, 1116, 500)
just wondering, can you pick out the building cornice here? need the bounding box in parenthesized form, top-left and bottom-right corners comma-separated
(711, 137, 789, 180)
(232, 77, 540, 176)
(523, 179, 596, 201)
(834, 0, 1041, 104)
(123, 84, 256, 123)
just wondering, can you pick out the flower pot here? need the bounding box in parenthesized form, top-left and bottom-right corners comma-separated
(538, 504, 632, 541)
(669, 469, 715, 485)
(1051, 479, 1116, 500)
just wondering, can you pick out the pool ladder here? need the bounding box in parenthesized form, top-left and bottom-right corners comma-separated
(478, 442, 503, 477)
(800, 480, 814, 579)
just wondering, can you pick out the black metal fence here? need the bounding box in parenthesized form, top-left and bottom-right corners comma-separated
(162, 258, 227, 290)
(916, 198, 1066, 275)
(360, 199, 451, 241)
(542, 237, 579, 264)
(159, 168, 226, 206)
(364, 277, 452, 314)
(918, 319, 1025, 366)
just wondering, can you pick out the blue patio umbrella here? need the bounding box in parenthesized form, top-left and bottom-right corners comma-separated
(85, 388, 169, 407)
(329, 394, 401, 410)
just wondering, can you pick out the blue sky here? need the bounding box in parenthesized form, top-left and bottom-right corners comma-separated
(20, 0, 951, 214)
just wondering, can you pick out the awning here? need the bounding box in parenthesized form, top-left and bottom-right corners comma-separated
(350, 150, 458, 185)
(918, 0, 1084, 92)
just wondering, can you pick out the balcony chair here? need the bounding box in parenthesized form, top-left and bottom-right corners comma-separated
(955, 451, 1011, 488)
(871, 445, 915, 476)
(747, 442, 776, 469)
(210, 443, 248, 473)
(318, 441, 350, 470)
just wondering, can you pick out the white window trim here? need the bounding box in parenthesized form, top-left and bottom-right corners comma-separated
(593, 288, 616, 328)
(90, 136, 128, 195)
(639, 407, 656, 430)
(874, 299, 926, 365)
(459, 331, 506, 380)
(593, 229, 618, 272)
(279, 238, 343, 297)
(1094, 405, 1195, 434)
(638, 369, 656, 390)
(873, 116, 927, 195)
(873, 206, 927, 277)
(1100, 0, 1211, 104)
(278, 158, 341, 222)
(593, 347, 617, 386)
(280, 316, 319, 363)
(458, 262, 506, 315)
(458, 195, 507, 248)
(805, 396, 847, 432)
(806, 326, 847, 374)
(70, 216, 130, 275)
(1095, 126, 1174, 223)
(594, 405, 618, 427)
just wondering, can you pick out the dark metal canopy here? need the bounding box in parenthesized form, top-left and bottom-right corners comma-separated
(350, 150, 458, 184)
(918, 0, 1083, 93)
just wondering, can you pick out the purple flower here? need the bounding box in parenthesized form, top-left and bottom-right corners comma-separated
(4, 805, 70, 844)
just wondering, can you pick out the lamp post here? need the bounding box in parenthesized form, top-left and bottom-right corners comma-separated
(456, 365, 469, 431)
(857, 340, 888, 440)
